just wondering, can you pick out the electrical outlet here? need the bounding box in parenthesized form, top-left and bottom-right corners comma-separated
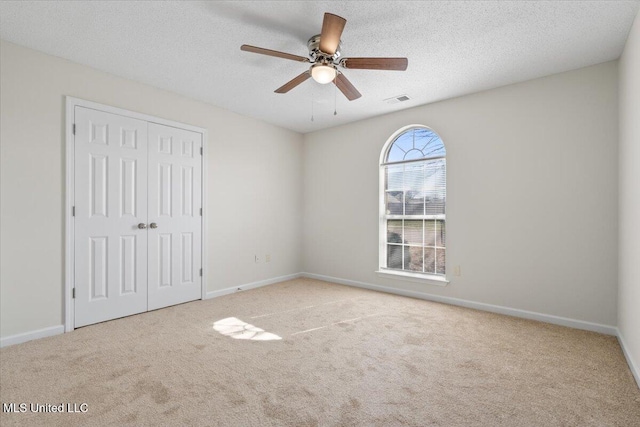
(254, 255, 260, 263)
(453, 265, 461, 277)
(265, 254, 271, 263)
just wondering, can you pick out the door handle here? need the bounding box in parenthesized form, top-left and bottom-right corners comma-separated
(137, 223, 147, 229)
(149, 223, 158, 229)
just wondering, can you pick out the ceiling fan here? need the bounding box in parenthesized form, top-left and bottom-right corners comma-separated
(240, 12, 408, 101)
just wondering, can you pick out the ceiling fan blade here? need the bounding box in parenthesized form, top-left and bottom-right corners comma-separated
(342, 57, 408, 71)
(274, 71, 311, 93)
(319, 13, 346, 55)
(334, 72, 361, 101)
(241, 45, 309, 63)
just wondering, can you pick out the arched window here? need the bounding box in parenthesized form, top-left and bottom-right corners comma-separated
(379, 126, 446, 279)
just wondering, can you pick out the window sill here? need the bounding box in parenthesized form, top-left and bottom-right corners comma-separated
(375, 270, 450, 286)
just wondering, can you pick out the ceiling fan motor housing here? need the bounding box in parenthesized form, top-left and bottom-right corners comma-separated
(307, 34, 341, 63)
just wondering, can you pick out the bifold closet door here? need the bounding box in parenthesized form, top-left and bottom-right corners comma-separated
(74, 107, 149, 327)
(147, 123, 202, 311)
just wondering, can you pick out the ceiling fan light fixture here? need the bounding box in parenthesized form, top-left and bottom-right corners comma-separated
(311, 64, 336, 84)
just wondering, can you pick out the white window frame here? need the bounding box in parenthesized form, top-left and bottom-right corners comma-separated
(376, 124, 449, 286)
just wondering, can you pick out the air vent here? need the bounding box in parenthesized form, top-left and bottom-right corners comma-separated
(384, 94, 411, 104)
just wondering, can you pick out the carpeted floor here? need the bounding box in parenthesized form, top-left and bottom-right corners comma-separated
(1, 278, 639, 426)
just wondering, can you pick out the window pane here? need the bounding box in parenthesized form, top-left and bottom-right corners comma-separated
(387, 245, 403, 269)
(403, 163, 424, 191)
(436, 220, 445, 247)
(386, 165, 403, 190)
(425, 201, 445, 215)
(425, 159, 446, 215)
(415, 128, 446, 158)
(404, 191, 424, 215)
(404, 220, 422, 245)
(404, 163, 424, 215)
(424, 248, 436, 273)
(392, 130, 415, 155)
(387, 145, 406, 163)
(387, 220, 403, 243)
(436, 248, 446, 275)
(385, 191, 403, 215)
(402, 246, 410, 270)
(406, 246, 424, 272)
(424, 220, 436, 246)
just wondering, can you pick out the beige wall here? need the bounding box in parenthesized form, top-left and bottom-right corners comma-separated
(618, 11, 640, 380)
(0, 38, 626, 341)
(0, 41, 304, 338)
(303, 61, 619, 326)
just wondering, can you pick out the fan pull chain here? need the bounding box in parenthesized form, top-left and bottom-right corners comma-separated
(333, 74, 338, 116)
(311, 84, 314, 122)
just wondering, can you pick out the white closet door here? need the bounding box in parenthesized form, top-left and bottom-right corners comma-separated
(74, 107, 148, 327)
(147, 123, 202, 310)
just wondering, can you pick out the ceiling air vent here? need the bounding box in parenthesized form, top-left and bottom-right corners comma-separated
(384, 94, 411, 104)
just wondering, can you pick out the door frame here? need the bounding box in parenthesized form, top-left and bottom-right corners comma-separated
(64, 96, 208, 332)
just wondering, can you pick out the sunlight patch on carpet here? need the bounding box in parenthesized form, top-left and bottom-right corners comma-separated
(213, 317, 282, 341)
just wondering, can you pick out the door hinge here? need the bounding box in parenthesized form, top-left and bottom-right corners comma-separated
(200, 146, 203, 155)
(72, 288, 76, 299)
(72, 124, 76, 135)
(199, 268, 203, 277)
(200, 207, 203, 216)
(72, 206, 75, 216)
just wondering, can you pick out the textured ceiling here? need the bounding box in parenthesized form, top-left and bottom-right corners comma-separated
(1, 1, 638, 133)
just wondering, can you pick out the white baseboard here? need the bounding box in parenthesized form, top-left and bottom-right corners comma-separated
(301, 272, 618, 336)
(205, 273, 303, 299)
(617, 329, 640, 389)
(0, 325, 64, 348)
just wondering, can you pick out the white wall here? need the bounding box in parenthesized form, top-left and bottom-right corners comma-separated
(0, 41, 303, 338)
(303, 61, 619, 327)
(618, 11, 640, 381)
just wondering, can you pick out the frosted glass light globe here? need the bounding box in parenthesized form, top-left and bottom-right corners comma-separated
(311, 64, 336, 84)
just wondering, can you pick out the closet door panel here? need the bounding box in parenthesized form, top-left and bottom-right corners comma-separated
(147, 123, 202, 310)
(74, 107, 148, 327)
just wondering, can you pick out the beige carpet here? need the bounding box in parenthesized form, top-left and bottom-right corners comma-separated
(1, 278, 639, 426)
